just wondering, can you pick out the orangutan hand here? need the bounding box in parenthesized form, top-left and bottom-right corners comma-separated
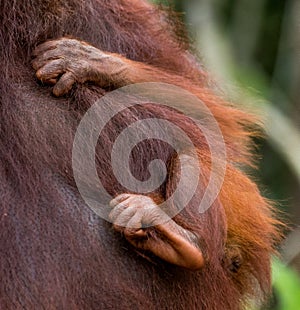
(32, 38, 130, 96)
(109, 193, 204, 270)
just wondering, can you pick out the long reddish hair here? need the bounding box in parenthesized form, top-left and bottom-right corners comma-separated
(0, 1, 282, 309)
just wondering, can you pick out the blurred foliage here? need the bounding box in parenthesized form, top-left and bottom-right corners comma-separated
(152, 0, 300, 309)
(271, 259, 300, 310)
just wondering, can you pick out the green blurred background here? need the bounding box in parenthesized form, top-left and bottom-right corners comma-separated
(152, 0, 300, 309)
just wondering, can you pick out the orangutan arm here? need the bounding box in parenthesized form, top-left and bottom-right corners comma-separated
(108, 151, 205, 271)
(109, 193, 204, 271)
(32, 37, 182, 96)
(32, 37, 205, 270)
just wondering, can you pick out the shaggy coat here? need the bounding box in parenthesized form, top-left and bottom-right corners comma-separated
(0, 0, 281, 309)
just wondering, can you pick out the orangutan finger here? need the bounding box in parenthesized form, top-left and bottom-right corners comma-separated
(113, 206, 138, 227)
(32, 50, 65, 70)
(53, 72, 76, 97)
(33, 40, 58, 57)
(125, 210, 144, 230)
(36, 59, 65, 82)
(109, 201, 131, 222)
